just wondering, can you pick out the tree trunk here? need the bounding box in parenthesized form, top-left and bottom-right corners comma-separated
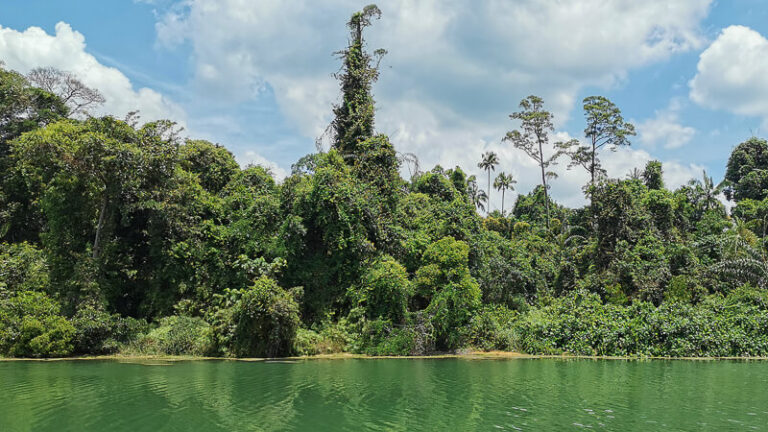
(501, 189, 505, 215)
(539, 139, 550, 228)
(487, 170, 491, 216)
(590, 136, 597, 186)
(92, 194, 108, 260)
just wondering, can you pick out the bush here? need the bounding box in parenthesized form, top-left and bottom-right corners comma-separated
(358, 319, 417, 356)
(512, 289, 768, 357)
(465, 305, 517, 351)
(211, 276, 300, 357)
(352, 255, 411, 323)
(70, 305, 148, 355)
(416, 237, 481, 350)
(71, 305, 119, 354)
(0, 291, 74, 358)
(294, 328, 322, 356)
(0, 242, 48, 294)
(134, 315, 211, 356)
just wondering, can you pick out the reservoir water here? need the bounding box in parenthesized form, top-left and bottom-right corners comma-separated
(1, 358, 766, 431)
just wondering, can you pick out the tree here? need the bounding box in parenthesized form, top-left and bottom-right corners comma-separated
(687, 170, 722, 213)
(210, 276, 301, 357)
(477, 151, 499, 214)
(331, 4, 386, 157)
(493, 172, 516, 216)
(12, 117, 180, 311)
(178, 139, 240, 194)
(724, 137, 768, 201)
(505, 95, 559, 228)
(466, 176, 488, 213)
(642, 160, 664, 190)
(557, 96, 635, 187)
(415, 237, 481, 349)
(351, 255, 412, 323)
(27, 67, 105, 117)
(707, 236, 768, 290)
(0, 64, 70, 242)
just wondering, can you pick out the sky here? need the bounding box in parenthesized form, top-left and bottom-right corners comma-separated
(2, 0, 768, 210)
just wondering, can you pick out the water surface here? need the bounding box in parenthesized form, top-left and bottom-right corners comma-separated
(1, 358, 766, 431)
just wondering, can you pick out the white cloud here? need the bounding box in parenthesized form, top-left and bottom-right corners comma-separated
(0, 22, 186, 125)
(152, 0, 712, 129)
(638, 100, 696, 149)
(148, 0, 712, 205)
(0, 21, 289, 181)
(241, 150, 288, 181)
(690, 25, 768, 122)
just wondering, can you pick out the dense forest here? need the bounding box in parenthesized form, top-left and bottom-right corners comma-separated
(4, 5, 768, 359)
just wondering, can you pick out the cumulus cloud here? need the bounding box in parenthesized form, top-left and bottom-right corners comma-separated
(638, 100, 696, 149)
(0, 22, 186, 125)
(0, 21, 290, 177)
(147, 0, 712, 205)
(241, 150, 288, 181)
(690, 25, 768, 122)
(153, 0, 711, 127)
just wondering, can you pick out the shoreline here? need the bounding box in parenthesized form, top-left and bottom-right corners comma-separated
(3, 351, 768, 362)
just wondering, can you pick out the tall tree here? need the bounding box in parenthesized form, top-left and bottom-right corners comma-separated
(723, 137, 768, 201)
(494, 172, 516, 216)
(1, 64, 69, 242)
(331, 4, 386, 157)
(27, 67, 105, 117)
(688, 170, 722, 213)
(505, 95, 558, 228)
(557, 96, 636, 186)
(643, 160, 664, 190)
(466, 175, 488, 213)
(477, 151, 499, 214)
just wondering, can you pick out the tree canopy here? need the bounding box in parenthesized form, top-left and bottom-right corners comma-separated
(0, 7, 766, 359)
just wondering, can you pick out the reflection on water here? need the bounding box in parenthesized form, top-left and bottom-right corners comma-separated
(1, 359, 767, 431)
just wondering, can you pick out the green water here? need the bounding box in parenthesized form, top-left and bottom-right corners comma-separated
(1, 359, 767, 431)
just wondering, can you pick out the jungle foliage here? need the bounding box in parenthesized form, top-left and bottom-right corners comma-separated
(1, 5, 768, 358)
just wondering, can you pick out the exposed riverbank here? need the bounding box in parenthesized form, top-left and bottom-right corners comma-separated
(5, 351, 768, 362)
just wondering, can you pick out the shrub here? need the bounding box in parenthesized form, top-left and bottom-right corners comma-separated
(210, 276, 300, 357)
(416, 237, 481, 350)
(465, 305, 517, 351)
(352, 255, 411, 323)
(294, 328, 322, 356)
(70, 305, 148, 355)
(0, 242, 48, 295)
(512, 289, 768, 357)
(135, 315, 211, 356)
(358, 319, 417, 356)
(0, 291, 74, 358)
(70, 305, 120, 354)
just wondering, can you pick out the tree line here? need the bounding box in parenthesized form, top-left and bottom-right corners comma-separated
(3, 5, 768, 358)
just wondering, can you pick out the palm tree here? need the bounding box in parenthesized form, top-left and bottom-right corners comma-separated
(687, 170, 722, 213)
(704, 234, 768, 289)
(493, 172, 517, 216)
(477, 151, 499, 214)
(467, 175, 488, 213)
(626, 167, 643, 180)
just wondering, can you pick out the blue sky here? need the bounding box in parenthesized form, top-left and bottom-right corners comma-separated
(3, 0, 768, 208)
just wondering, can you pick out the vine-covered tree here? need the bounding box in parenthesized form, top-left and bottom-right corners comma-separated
(331, 4, 386, 157)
